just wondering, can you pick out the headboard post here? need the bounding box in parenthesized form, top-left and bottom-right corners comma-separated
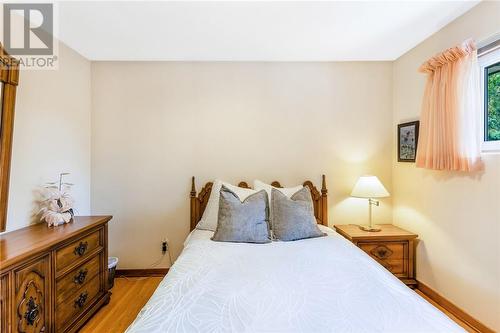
(190, 176, 198, 231)
(321, 174, 328, 226)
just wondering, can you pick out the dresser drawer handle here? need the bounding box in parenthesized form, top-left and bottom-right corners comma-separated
(74, 241, 88, 256)
(24, 296, 40, 326)
(74, 291, 88, 309)
(74, 268, 88, 285)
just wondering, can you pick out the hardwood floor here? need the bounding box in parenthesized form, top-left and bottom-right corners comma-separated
(79, 276, 163, 333)
(80, 277, 474, 333)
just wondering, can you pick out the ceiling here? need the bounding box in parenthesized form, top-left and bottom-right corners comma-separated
(56, 1, 480, 61)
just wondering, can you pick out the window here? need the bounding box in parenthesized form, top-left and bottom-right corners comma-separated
(479, 45, 500, 152)
(485, 62, 500, 140)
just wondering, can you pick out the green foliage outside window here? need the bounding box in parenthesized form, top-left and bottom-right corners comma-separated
(486, 63, 500, 141)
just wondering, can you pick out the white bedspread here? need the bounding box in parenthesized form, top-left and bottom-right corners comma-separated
(126, 226, 464, 333)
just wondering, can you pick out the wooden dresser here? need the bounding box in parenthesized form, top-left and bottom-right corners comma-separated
(0, 216, 112, 333)
(334, 224, 418, 288)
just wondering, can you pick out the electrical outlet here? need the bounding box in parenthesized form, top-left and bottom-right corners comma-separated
(162, 238, 168, 254)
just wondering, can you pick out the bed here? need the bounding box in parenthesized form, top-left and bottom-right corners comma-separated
(126, 177, 464, 333)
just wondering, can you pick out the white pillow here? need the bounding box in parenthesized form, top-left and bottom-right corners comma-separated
(253, 180, 303, 207)
(196, 180, 257, 231)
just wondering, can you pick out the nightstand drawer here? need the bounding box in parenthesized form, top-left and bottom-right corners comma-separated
(374, 258, 406, 275)
(358, 241, 409, 278)
(358, 241, 407, 260)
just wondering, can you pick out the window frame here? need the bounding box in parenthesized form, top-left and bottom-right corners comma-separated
(478, 47, 500, 153)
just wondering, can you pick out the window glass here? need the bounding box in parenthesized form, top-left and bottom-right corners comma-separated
(485, 62, 500, 141)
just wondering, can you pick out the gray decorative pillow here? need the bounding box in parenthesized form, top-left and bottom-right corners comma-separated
(212, 185, 271, 244)
(271, 187, 326, 241)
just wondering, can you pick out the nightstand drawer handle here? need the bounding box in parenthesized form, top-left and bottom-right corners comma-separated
(371, 245, 393, 259)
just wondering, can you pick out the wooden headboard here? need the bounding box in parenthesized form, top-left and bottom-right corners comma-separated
(190, 175, 328, 231)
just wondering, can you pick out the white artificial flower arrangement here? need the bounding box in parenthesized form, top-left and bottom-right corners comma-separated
(40, 173, 75, 227)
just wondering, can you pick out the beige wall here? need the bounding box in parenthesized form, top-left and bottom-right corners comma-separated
(91, 61, 394, 269)
(392, 1, 500, 330)
(5, 42, 92, 232)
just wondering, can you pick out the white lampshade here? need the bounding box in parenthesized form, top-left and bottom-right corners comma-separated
(351, 176, 390, 199)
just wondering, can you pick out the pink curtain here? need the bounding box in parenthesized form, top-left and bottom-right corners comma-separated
(416, 39, 483, 171)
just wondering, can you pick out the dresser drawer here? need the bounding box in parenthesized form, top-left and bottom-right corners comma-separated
(56, 274, 102, 331)
(56, 254, 101, 304)
(56, 230, 101, 273)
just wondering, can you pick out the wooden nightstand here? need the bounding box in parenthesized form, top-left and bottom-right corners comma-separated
(334, 224, 418, 288)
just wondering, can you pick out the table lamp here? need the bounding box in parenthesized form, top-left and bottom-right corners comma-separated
(351, 175, 390, 232)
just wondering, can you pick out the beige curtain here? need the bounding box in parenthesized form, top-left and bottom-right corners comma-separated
(416, 39, 483, 171)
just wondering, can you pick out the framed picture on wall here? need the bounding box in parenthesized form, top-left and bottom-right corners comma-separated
(398, 121, 419, 162)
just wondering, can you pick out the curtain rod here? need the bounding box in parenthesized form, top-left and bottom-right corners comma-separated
(478, 32, 500, 56)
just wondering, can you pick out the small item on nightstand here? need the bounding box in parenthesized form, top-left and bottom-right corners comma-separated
(351, 175, 390, 232)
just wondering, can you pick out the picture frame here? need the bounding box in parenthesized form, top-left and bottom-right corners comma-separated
(398, 120, 419, 162)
